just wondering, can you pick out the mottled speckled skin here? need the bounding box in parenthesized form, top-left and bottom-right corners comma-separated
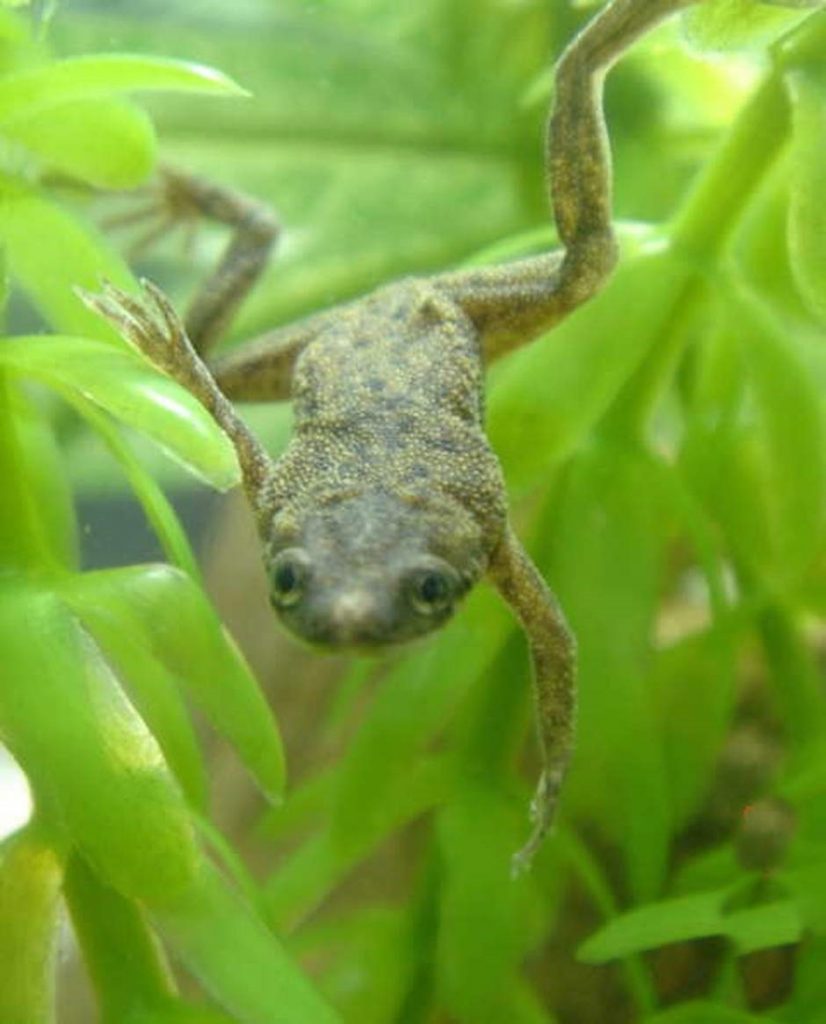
(84, 0, 695, 871)
(264, 281, 505, 646)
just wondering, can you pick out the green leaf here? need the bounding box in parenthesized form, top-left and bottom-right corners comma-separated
(652, 626, 738, 825)
(74, 398, 201, 578)
(63, 853, 176, 1020)
(643, 1001, 781, 1024)
(152, 859, 340, 1024)
(735, 285, 826, 587)
(295, 908, 417, 1024)
(682, 0, 811, 51)
(435, 784, 551, 1024)
(0, 335, 241, 491)
(787, 65, 826, 323)
(329, 585, 510, 862)
(542, 442, 672, 901)
(69, 609, 208, 810)
(60, 564, 285, 802)
(5, 96, 157, 188)
(0, 828, 63, 1024)
(0, 54, 246, 126)
(264, 756, 448, 931)
(723, 899, 802, 953)
(578, 890, 728, 963)
(0, 178, 135, 339)
(0, 585, 200, 903)
(487, 242, 693, 493)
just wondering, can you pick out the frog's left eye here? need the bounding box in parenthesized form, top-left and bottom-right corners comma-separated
(269, 549, 310, 609)
(406, 562, 458, 616)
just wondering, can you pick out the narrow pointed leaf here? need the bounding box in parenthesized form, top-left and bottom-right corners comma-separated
(0, 828, 63, 1024)
(153, 859, 340, 1024)
(0, 335, 241, 490)
(61, 564, 285, 801)
(0, 54, 246, 126)
(0, 179, 133, 339)
(787, 66, 826, 322)
(579, 890, 728, 963)
(0, 584, 199, 902)
(6, 96, 157, 188)
(64, 853, 176, 1019)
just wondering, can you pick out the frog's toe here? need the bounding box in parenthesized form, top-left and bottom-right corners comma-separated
(77, 279, 192, 375)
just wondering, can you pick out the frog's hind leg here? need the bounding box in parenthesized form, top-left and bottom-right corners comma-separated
(440, 0, 696, 361)
(108, 164, 280, 358)
(157, 165, 280, 358)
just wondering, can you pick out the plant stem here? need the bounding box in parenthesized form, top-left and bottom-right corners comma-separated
(605, 7, 826, 436)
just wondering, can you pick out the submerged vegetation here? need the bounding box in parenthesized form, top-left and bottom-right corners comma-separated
(0, 0, 824, 1021)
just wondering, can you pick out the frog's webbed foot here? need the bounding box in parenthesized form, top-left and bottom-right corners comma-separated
(78, 279, 274, 507)
(488, 528, 576, 875)
(78, 278, 193, 381)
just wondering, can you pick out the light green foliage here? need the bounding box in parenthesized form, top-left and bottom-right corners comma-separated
(0, 7, 327, 1023)
(0, 1, 825, 1022)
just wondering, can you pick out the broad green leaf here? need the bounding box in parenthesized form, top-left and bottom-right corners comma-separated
(435, 784, 550, 1024)
(0, 828, 63, 1024)
(578, 890, 728, 963)
(0, 585, 199, 902)
(0, 335, 241, 490)
(779, 935, 826, 1023)
(153, 859, 340, 1024)
(0, 54, 246, 126)
(265, 756, 448, 931)
(643, 1002, 781, 1024)
(5, 96, 157, 188)
(71, 611, 208, 810)
(60, 564, 285, 802)
(787, 66, 826, 322)
(295, 908, 418, 1024)
(734, 286, 826, 587)
(329, 584, 510, 861)
(64, 853, 176, 1019)
(723, 899, 802, 953)
(541, 442, 672, 900)
(0, 178, 134, 339)
(652, 626, 737, 825)
(683, 0, 810, 51)
(487, 243, 693, 493)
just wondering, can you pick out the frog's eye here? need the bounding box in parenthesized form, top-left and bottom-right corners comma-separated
(406, 562, 458, 616)
(269, 549, 310, 609)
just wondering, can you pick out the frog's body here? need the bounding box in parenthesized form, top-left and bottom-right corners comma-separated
(83, 0, 697, 871)
(264, 281, 505, 647)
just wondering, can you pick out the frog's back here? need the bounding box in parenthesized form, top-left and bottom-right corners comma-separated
(275, 279, 503, 532)
(291, 279, 483, 430)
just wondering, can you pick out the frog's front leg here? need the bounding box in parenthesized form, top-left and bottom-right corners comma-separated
(78, 280, 276, 526)
(488, 527, 576, 874)
(440, 0, 696, 360)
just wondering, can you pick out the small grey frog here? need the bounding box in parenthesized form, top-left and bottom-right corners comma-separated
(83, 0, 698, 871)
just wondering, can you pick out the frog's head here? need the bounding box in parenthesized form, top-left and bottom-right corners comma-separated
(264, 491, 487, 649)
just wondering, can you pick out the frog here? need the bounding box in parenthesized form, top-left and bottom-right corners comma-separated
(81, 0, 697, 872)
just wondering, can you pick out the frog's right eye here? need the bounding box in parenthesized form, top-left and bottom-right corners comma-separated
(269, 549, 310, 609)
